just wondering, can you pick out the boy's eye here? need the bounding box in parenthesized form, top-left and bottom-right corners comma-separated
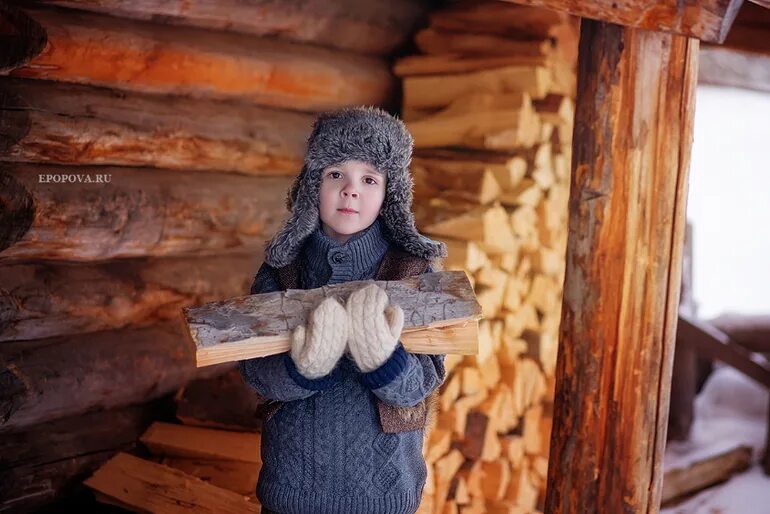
(364, 177, 378, 185)
(328, 171, 341, 179)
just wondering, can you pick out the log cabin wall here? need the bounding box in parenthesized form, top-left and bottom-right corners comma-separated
(0, 1, 578, 512)
(0, 0, 428, 510)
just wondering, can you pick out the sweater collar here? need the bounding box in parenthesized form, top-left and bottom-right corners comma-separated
(302, 217, 390, 283)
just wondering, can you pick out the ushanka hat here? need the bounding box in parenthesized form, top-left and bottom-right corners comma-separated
(263, 106, 447, 268)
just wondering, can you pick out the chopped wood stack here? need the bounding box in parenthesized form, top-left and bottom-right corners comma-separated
(84, 369, 267, 511)
(396, 3, 578, 513)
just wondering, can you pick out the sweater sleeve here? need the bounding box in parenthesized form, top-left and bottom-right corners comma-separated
(357, 263, 447, 407)
(238, 262, 342, 402)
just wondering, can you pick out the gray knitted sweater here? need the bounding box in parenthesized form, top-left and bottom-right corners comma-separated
(239, 218, 446, 514)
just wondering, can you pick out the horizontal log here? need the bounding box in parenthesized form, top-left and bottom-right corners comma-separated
(185, 271, 483, 366)
(85, 452, 260, 513)
(0, 252, 260, 342)
(0, 78, 311, 174)
(0, 2, 47, 72)
(0, 322, 227, 431)
(0, 164, 290, 262)
(497, 0, 743, 43)
(37, 0, 427, 56)
(661, 445, 753, 505)
(6, 7, 396, 112)
(0, 402, 162, 512)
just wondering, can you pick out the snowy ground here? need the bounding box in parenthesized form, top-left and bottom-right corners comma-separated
(662, 365, 770, 514)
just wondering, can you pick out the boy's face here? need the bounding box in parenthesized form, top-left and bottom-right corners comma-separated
(318, 159, 386, 244)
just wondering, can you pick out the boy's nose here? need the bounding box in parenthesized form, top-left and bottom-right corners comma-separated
(342, 190, 358, 198)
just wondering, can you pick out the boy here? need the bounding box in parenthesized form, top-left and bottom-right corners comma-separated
(239, 106, 447, 514)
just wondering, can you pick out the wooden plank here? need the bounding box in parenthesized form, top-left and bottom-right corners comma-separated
(0, 253, 259, 342)
(36, 0, 427, 56)
(698, 45, 770, 93)
(0, 78, 311, 174)
(0, 164, 290, 262)
(161, 457, 260, 497)
(140, 422, 260, 463)
(84, 452, 260, 513)
(497, 0, 744, 43)
(0, 323, 212, 431)
(5, 7, 395, 112)
(0, 2, 47, 72)
(0, 403, 161, 512)
(661, 445, 753, 505)
(185, 271, 483, 366)
(413, 27, 553, 57)
(677, 314, 770, 389)
(545, 20, 698, 514)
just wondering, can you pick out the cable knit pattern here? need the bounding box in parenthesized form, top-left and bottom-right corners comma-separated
(346, 284, 405, 372)
(290, 297, 348, 379)
(239, 220, 445, 514)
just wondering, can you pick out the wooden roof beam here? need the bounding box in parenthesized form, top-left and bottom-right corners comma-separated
(498, 0, 745, 43)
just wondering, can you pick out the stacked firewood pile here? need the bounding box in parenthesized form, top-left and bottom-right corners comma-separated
(397, 3, 578, 513)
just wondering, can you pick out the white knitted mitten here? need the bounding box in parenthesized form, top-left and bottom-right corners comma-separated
(345, 284, 405, 372)
(290, 296, 349, 379)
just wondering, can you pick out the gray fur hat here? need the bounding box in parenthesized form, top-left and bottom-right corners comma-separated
(264, 106, 447, 268)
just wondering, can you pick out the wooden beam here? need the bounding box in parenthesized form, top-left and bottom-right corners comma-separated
(4, 7, 395, 112)
(0, 253, 259, 342)
(0, 78, 311, 174)
(710, 313, 770, 353)
(185, 271, 483, 366)
(545, 20, 698, 513)
(0, 165, 290, 262)
(497, 0, 743, 43)
(36, 0, 427, 56)
(698, 45, 770, 93)
(677, 314, 770, 388)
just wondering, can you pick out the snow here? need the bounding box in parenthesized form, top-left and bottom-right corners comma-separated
(662, 365, 770, 514)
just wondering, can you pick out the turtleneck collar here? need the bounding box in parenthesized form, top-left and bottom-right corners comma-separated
(301, 217, 390, 286)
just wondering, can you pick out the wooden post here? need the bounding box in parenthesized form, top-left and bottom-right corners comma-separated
(544, 20, 698, 514)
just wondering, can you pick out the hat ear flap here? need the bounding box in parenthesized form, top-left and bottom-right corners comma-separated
(286, 164, 308, 211)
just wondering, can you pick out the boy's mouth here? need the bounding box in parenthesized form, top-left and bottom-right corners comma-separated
(337, 208, 358, 214)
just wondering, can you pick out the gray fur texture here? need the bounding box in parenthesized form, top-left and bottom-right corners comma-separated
(264, 106, 447, 268)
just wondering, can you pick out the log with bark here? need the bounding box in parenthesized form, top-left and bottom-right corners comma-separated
(185, 271, 483, 366)
(36, 0, 427, 57)
(0, 252, 260, 342)
(0, 322, 229, 431)
(0, 164, 290, 262)
(5, 7, 396, 112)
(0, 78, 312, 175)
